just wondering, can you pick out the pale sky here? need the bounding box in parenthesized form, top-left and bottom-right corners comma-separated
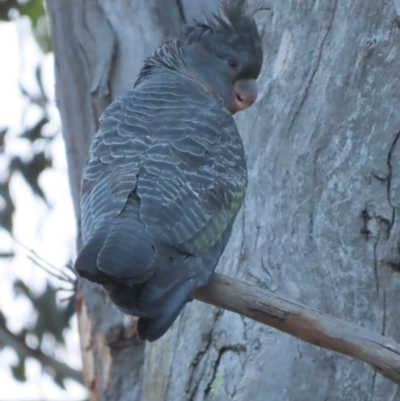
(0, 18, 86, 400)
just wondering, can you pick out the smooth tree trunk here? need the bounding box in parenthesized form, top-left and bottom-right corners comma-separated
(46, 0, 400, 400)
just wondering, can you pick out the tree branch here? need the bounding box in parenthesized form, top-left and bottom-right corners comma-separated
(194, 273, 400, 386)
(0, 318, 84, 385)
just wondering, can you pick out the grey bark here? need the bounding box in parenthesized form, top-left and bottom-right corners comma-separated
(46, 0, 400, 400)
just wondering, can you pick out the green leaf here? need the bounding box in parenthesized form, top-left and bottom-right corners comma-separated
(0, 0, 42, 25)
(0, 127, 6, 149)
(20, 117, 49, 143)
(13, 279, 30, 298)
(11, 151, 52, 202)
(15, 280, 76, 345)
(32, 14, 52, 54)
(0, 180, 15, 233)
(0, 0, 18, 21)
(35, 65, 50, 104)
(53, 373, 66, 389)
(11, 357, 27, 382)
(18, 0, 44, 27)
(32, 283, 74, 344)
(0, 0, 51, 53)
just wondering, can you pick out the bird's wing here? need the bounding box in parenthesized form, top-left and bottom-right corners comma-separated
(134, 75, 247, 255)
(80, 95, 148, 242)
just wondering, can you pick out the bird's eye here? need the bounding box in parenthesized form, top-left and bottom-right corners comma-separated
(228, 59, 238, 68)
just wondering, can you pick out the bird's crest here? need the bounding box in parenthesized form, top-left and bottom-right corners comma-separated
(185, 0, 267, 55)
(210, 0, 269, 30)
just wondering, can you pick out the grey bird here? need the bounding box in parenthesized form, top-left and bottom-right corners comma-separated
(74, 0, 264, 342)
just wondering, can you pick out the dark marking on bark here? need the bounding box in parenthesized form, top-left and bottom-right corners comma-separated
(388, 261, 400, 272)
(203, 345, 246, 398)
(287, 0, 338, 137)
(372, 172, 387, 182)
(247, 272, 269, 290)
(240, 313, 249, 343)
(105, 320, 139, 350)
(378, 216, 391, 239)
(239, 249, 249, 263)
(176, 0, 187, 23)
(107, 38, 119, 99)
(257, 259, 278, 292)
(370, 370, 377, 401)
(186, 333, 213, 400)
(186, 309, 222, 401)
(382, 291, 386, 336)
(295, 338, 303, 359)
(89, 371, 98, 394)
(191, 331, 213, 370)
(248, 299, 287, 319)
(360, 208, 372, 240)
(238, 201, 247, 271)
(373, 236, 380, 297)
(365, 37, 377, 48)
(253, 222, 261, 251)
(386, 129, 400, 231)
(396, 17, 400, 30)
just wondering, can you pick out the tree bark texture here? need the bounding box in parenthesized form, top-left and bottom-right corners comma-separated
(194, 273, 400, 386)
(46, 0, 400, 400)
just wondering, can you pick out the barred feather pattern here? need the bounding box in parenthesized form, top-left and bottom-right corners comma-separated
(76, 70, 247, 341)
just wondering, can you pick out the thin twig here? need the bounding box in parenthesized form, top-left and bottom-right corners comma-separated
(27, 255, 74, 284)
(12, 236, 75, 283)
(194, 273, 400, 386)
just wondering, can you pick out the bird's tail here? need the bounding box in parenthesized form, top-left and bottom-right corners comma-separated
(74, 229, 109, 284)
(75, 193, 156, 285)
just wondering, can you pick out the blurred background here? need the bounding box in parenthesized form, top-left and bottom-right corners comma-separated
(0, 1, 86, 399)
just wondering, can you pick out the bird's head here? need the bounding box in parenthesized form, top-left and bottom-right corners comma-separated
(182, 0, 265, 114)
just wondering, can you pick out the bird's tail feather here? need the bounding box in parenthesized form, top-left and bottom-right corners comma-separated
(74, 230, 109, 283)
(96, 194, 156, 284)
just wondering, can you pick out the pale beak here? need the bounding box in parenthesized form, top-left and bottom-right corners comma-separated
(232, 79, 258, 114)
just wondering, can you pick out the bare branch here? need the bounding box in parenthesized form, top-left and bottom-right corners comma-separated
(194, 273, 400, 386)
(14, 241, 400, 387)
(0, 319, 83, 385)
